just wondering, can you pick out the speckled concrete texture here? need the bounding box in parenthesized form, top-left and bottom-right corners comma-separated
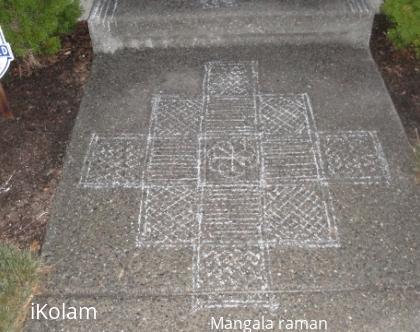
(25, 44, 420, 331)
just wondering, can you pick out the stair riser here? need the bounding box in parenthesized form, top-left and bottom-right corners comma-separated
(89, 14, 374, 53)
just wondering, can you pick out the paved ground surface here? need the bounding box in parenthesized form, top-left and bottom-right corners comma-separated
(26, 44, 420, 331)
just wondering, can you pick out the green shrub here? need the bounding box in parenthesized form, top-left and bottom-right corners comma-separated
(0, 0, 81, 58)
(382, 0, 420, 56)
(0, 244, 41, 331)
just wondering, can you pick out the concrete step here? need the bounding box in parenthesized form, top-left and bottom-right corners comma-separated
(24, 44, 420, 330)
(88, 0, 376, 53)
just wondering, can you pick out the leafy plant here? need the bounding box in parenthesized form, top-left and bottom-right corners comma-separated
(0, 244, 41, 331)
(0, 0, 81, 58)
(382, 0, 420, 56)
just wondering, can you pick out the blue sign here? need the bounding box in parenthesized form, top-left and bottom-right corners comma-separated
(0, 26, 14, 79)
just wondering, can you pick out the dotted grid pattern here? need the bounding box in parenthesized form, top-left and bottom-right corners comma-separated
(79, 61, 391, 310)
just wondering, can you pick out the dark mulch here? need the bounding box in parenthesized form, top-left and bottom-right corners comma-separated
(370, 15, 420, 144)
(0, 17, 419, 250)
(0, 22, 93, 250)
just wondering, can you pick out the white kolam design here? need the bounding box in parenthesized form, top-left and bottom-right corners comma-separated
(80, 61, 391, 310)
(80, 134, 145, 188)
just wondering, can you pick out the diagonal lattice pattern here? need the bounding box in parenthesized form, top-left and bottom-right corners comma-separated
(138, 186, 198, 246)
(152, 96, 203, 136)
(194, 245, 273, 309)
(259, 94, 310, 138)
(264, 184, 336, 245)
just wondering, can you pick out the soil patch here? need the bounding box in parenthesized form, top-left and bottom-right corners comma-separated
(0, 22, 93, 250)
(370, 15, 420, 144)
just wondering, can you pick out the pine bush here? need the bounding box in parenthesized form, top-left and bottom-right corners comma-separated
(382, 0, 420, 56)
(0, 0, 81, 58)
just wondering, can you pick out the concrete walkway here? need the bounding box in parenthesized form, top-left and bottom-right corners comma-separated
(27, 1, 419, 331)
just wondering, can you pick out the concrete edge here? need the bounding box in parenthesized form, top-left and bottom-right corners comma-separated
(369, 0, 383, 13)
(80, 0, 94, 20)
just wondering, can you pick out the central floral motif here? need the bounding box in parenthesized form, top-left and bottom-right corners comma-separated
(207, 138, 257, 179)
